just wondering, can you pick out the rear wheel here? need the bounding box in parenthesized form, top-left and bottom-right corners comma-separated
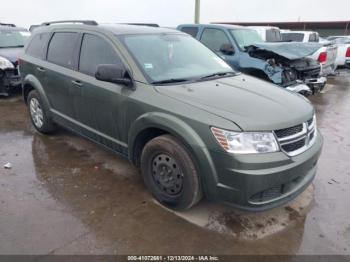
(140, 135, 202, 210)
(27, 90, 56, 134)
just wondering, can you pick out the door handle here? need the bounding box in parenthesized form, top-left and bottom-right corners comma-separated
(37, 67, 46, 72)
(71, 80, 83, 87)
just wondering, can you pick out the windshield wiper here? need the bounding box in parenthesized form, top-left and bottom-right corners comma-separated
(199, 71, 236, 80)
(152, 78, 190, 85)
(0, 45, 24, 48)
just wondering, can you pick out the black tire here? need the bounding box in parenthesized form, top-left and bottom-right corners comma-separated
(141, 135, 202, 210)
(27, 90, 56, 134)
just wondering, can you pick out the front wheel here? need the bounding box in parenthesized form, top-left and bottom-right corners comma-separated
(140, 135, 202, 210)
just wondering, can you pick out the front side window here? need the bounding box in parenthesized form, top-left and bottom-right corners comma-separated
(119, 33, 234, 83)
(0, 29, 31, 48)
(79, 34, 122, 76)
(47, 32, 79, 68)
(200, 28, 231, 52)
(230, 29, 263, 49)
(266, 29, 282, 42)
(308, 33, 319, 42)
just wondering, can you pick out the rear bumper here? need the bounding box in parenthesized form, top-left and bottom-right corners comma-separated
(206, 132, 323, 211)
(320, 63, 336, 76)
(345, 60, 350, 68)
(0, 69, 21, 96)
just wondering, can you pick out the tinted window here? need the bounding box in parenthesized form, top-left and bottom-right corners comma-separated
(180, 27, 199, 38)
(200, 29, 230, 52)
(26, 33, 50, 58)
(47, 32, 79, 68)
(266, 29, 282, 42)
(308, 33, 319, 42)
(79, 34, 122, 76)
(281, 33, 304, 42)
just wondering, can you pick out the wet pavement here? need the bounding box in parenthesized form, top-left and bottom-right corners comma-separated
(0, 70, 350, 255)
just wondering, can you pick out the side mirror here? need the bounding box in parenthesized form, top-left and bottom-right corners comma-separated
(220, 44, 235, 55)
(95, 64, 133, 88)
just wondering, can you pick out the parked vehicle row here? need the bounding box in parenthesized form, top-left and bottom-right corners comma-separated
(0, 23, 31, 96)
(178, 24, 326, 96)
(326, 36, 350, 68)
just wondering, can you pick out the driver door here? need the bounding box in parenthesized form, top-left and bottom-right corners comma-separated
(71, 33, 126, 151)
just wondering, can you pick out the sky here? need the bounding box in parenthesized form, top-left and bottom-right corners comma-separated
(1, 0, 349, 29)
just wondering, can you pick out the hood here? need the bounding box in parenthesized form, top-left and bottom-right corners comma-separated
(248, 42, 323, 60)
(0, 47, 23, 64)
(155, 74, 314, 131)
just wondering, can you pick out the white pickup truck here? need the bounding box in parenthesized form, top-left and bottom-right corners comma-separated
(326, 36, 350, 68)
(280, 30, 338, 77)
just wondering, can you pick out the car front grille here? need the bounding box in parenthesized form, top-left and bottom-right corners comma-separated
(274, 116, 316, 156)
(250, 175, 303, 204)
(275, 124, 303, 139)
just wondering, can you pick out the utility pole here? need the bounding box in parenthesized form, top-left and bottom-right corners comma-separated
(195, 0, 200, 24)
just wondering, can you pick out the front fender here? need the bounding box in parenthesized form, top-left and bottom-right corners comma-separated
(239, 53, 283, 84)
(128, 112, 219, 199)
(23, 74, 52, 117)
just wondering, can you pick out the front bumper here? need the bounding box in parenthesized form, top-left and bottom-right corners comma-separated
(305, 77, 327, 94)
(207, 131, 323, 211)
(0, 68, 21, 96)
(285, 83, 312, 96)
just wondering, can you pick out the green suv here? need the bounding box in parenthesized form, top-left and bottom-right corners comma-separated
(19, 21, 323, 211)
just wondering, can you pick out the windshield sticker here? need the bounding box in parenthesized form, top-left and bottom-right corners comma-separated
(213, 57, 231, 69)
(20, 32, 31, 37)
(144, 63, 153, 69)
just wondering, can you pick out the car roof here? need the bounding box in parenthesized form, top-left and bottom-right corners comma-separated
(33, 23, 183, 35)
(0, 25, 28, 32)
(248, 26, 280, 30)
(179, 23, 245, 30)
(283, 31, 318, 34)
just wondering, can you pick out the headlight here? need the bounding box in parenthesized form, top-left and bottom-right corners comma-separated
(0, 56, 14, 70)
(211, 127, 279, 154)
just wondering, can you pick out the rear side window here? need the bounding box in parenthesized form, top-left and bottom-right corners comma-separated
(180, 27, 199, 38)
(281, 33, 304, 42)
(79, 34, 122, 76)
(200, 28, 230, 52)
(47, 32, 79, 68)
(26, 33, 50, 58)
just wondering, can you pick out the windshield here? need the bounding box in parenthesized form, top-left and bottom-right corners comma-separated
(230, 29, 263, 49)
(0, 30, 31, 48)
(119, 34, 234, 83)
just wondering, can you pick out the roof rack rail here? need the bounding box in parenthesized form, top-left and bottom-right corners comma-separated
(0, 23, 16, 27)
(41, 20, 98, 26)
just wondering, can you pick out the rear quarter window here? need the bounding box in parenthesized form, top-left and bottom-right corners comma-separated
(47, 32, 79, 69)
(26, 33, 51, 58)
